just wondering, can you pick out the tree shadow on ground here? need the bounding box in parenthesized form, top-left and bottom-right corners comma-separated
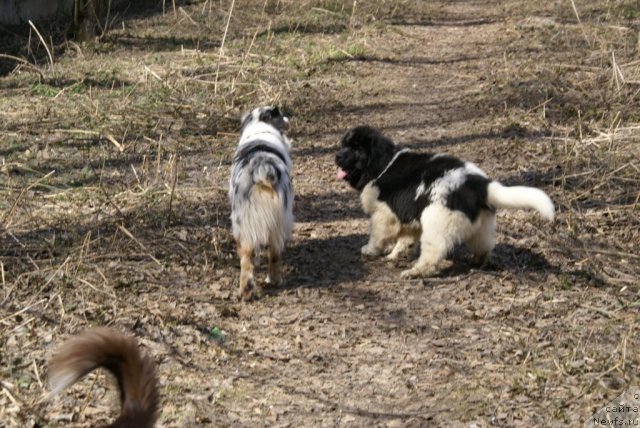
(104, 34, 220, 52)
(503, 157, 639, 212)
(296, 93, 558, 148)
(328, 54, 488, 66)
(293, 122, 553, 159)
(257, 22, 348, 38)
(388, 18, 499, 27)
(407, 127, 553, 151)
(0, 189, 232, 279)
(0, 0, 202, 77)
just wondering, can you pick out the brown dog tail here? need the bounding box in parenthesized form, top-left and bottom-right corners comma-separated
(49, 328, 159, 428)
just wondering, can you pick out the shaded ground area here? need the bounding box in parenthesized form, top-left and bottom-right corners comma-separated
(1, 1, 639, 426)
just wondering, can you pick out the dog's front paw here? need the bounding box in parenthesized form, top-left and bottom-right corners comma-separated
(400, 268, 419, 279)
(400, 266, 436, 279)
(238, 277, 260, 301)
(265, 275, 284, 287)
(361, 244, 381, 257)
(471, 252, 491, 268)
(386, 250, 401, 261)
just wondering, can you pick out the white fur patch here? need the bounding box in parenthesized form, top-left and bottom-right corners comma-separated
(229, 107, 294, 253)
(415, 182, 427, 200)
(428, 168, 466, 204)
(428, 162, 487, 204)
(463, 161, 487, 178)
(239, 121, 291, 149)
(360, 182, 380, 215)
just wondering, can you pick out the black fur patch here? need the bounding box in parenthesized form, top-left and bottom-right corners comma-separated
(258, 107, 288, 132)
(336, 125, 397, 190)
(234, 140, 289, 202)
(337, 126, 492, 223)
(240, 106, 288, 133)
(446, 174, 492, 222)
(376, 153, 491, 223)
(235, 141, 287, 166)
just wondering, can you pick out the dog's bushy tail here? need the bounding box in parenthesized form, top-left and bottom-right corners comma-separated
(251, 161, 280, 192)
(487, 182, 554, 221)
(49, 328, 159, 428)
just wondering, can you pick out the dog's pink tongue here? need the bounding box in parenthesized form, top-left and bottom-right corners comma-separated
(336, 169, 348, 180)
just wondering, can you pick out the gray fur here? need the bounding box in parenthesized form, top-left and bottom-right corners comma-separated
(228, 106, 293, 300)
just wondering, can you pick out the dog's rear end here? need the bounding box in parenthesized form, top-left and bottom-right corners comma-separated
(49, 328, 159, 428)
(230, 106, 293, 300)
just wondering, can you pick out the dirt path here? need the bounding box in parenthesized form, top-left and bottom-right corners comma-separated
(1, 1, 639, 427)
(244, 8, 562, 427)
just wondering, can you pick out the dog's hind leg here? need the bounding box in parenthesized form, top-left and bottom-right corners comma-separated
(401, 205, 469, 278)
(466, 210, 496, 267)
(237, 241, 257, 301)
(266, 241, 284, 287)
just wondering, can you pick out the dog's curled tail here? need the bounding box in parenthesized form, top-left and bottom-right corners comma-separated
(487, 182, 555, 221)
(49, 328, 159, 428)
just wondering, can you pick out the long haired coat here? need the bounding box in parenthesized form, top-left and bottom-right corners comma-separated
(229, 106, 293, 300)
(336, 126, 554, 278)
(49, 328, 159, 428)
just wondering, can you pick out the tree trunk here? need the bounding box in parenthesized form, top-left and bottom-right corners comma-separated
(70, 0, 110, 41)
(0, 0, 20, 25)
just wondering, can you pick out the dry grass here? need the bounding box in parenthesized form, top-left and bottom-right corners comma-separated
(1, 0, 639, 427)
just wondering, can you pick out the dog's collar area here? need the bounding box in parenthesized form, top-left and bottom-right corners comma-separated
(236, 142, 289, 165)
(376, 148, 410, 180)
(240, 130, 282, 144)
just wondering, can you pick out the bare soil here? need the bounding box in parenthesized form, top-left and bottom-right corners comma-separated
(1, 1, 639, 427)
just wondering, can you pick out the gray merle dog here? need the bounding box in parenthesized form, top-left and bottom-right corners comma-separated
(229, 106, 293, 300)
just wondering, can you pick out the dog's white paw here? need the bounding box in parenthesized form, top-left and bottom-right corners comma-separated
(386, 251, 401, 261)
(400, 268, 419, 279)
(361, 244, 381, 257)
(265, 275, 283, 287)
(400, 266, 436, 279)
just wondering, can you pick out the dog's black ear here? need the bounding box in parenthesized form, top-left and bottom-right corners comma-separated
(259, 107, 281, 122)
(341, 128, 355, 147)
(260, 106, 289, 131)
(361, 128, 396, 180)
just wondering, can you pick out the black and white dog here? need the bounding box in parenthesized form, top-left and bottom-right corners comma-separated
(335, 126, 554, 278)
(229, 106, 293, 300)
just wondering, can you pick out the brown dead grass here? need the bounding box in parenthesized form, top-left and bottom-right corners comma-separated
(1, 0, 639, 427)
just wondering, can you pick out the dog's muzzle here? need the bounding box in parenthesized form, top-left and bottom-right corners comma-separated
(335, 148, 353, 167)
